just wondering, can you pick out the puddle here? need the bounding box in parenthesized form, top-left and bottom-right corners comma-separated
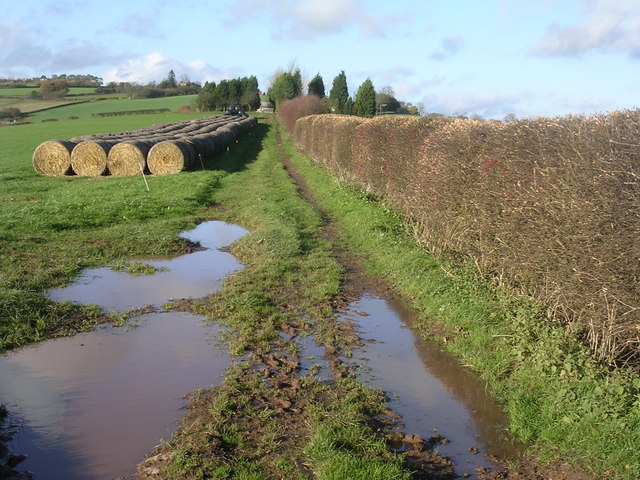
(342, 294, 523, 478)
(48, 221, 249, 312)
(0, 312, 229, 480)
(0, 220, 248, 479)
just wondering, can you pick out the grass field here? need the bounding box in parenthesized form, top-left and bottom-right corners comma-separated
(0, 88, 39, 97)
(26, 95, 200, 122)
(0, 104, 236, 349)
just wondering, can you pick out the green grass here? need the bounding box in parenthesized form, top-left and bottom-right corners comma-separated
(27, 95, 199, 122)
(154, 119, 413, 479)
(281, 124, 640, 479)
(0, 113, 252, 350)
(0, 88, 39, 97)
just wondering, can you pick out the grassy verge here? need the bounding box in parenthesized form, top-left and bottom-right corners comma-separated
(281, 125, 640, 479)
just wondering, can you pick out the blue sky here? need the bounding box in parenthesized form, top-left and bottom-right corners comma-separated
(2, 0, 639, 118)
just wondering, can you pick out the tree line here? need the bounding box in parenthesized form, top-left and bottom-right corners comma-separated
(267, 68, 420, 117)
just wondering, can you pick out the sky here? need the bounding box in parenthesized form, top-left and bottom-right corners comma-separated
(2, 0, 640, 119)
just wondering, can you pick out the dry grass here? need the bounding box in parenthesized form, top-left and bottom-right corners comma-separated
(147, 140, 196, 175)
(32, 140, 76, 176)
(71, 140, 114, 176)
(107, 141, 151, 176)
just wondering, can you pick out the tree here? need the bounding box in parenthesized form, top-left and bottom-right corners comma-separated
(38, 79, 69, 99)
(195, 81, 217, 111)
(375, 92, 400, 114)
(308, 73, 325, 98)
(329, 71, 351, 114)
(353, 78, 376, 117)
(213, 80, 232, 110)
(240, 76, 260, 111)
(158, 70, 177, 89)
(269, 69, 302, 108)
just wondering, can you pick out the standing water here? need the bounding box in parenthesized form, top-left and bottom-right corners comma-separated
(342, 294, 523, 478)
(0, 221, 248, 479)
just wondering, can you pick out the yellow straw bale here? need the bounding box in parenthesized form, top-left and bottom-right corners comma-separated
(107, 141, 151, 176)
(32, 140, 76, 176)
(147, 140, 195, 175)
(71, 141, 114, 176)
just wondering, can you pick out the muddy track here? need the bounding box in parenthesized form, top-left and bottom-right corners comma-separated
(129, 119, 593, 480)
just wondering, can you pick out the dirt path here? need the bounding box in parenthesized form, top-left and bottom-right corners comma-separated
(127, 119, 594, 480)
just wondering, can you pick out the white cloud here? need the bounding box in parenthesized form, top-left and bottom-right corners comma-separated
(293, 0, 359, 34)
(228, 0, 397, 40)
(424, 91, 529, 118)
(103, 53, 235, 85)
(534, 0, 640, 57)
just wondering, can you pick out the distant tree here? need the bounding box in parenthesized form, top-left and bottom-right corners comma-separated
(308, 73, 325, 98)
(269, 69, 302, 108)
(158, 70, 177, 89)
(195, 81, 217, 111)
(353, 78, 376, 117)
(329, 70, 351, 114)
(38, 79, 69, 99)
(213, 80, 232, 110)
(396, 101, 420, 115)
(380, 85, 395, 96)
(240, 76, 260, 110)
(375, 93, 400, 114)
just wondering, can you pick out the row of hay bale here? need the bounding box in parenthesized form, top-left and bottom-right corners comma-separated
(33, 115, 258, 177)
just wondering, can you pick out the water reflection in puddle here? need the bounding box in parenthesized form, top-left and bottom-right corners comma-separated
(342, 294, 522, 478)
(49, 221, 249, 312)
(1, 220, 248, 479)
(0, 313, 229, 480)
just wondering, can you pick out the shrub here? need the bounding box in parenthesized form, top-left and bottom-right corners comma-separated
(294, 111, 640, 366)
(278, 95, 325, 135)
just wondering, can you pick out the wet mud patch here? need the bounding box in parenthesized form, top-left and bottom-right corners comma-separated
(1, 220, 250, 479)
(341, 294, 523, 477)
(49, 221, 248, 312)
(0, 312, 230, 480)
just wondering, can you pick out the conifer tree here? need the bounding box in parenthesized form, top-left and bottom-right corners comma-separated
(329, 70, 351, 114)
(354, 78, 376, 117)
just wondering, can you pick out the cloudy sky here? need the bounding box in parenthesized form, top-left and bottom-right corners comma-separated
(2, 0, 639, 118)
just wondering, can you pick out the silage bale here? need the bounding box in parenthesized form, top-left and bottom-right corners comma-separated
(32, 140, 76, 176)
(71, 140, 115, 176)
(147, 140, 196, 175)
(107, 141, 151, 176)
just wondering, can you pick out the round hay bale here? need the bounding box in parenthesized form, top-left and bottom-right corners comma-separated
(190, 135, 216, 158)
(32, 140, 76, 176)
(71, 141, 114, 176)
(107, 141, 151, 176)
(147, 140, 196, 175)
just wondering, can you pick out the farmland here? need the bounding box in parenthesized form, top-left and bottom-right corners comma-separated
(1, 95, 639, 479)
